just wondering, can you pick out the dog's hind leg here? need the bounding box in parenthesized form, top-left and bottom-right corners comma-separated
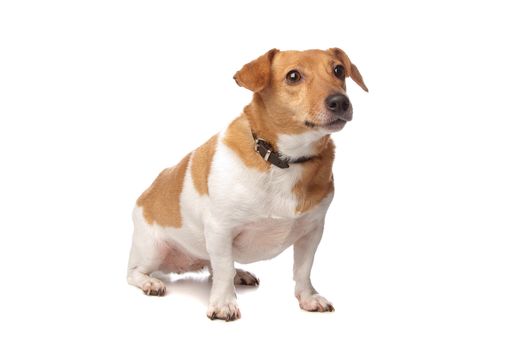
(127, 207, 167, 296)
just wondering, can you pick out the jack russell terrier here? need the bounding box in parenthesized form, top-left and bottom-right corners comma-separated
(127, 48, 368, 321)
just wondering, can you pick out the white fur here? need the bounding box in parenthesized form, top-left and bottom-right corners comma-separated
(127, 129, 335, 319)
(277, 130, 327, 159)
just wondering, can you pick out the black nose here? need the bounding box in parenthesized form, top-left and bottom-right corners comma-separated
(325, 94, 351, 114)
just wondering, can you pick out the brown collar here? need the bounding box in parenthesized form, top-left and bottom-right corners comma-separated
(252, 133, 317, 169)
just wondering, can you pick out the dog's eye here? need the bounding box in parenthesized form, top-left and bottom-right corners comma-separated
(286, 70, 302, 84)
(334, 65, 345, 79)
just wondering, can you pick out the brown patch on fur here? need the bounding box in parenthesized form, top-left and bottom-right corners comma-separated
(294, 137, 335, 213)
(223, 115, 270, 171)
(137, 153, 191, 227)
(244, 93, 307, 147)
(191, 134, 218, 195)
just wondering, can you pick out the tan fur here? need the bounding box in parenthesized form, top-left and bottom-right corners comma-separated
(294, 137, 335, 213)
(191, 134, 219, 195)
(326, 48, 368, 92)
(223, 115, 271, 172)
(233, 49, 279, 92)
(137, 153, 191, 227)
(236, 50, 343, 139)
(232, 49, 367, 141)
(243, 94, 306, 146)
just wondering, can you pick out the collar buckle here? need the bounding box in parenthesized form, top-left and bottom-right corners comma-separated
(254, 137, 266, 152)
(254, 137, 274, 162)
(252, 132, 316, 169)
(264, 148, 272, 161)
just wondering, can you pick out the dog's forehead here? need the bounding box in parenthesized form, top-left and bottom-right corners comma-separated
(273, 50, 333, 69)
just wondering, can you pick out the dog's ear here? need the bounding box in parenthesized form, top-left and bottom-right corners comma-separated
(233, 49, 279, 92)
(327, 48, 368, 92)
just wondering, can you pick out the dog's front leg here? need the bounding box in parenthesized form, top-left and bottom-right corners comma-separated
(293, 222, 335, 312)
(205, 224, 240, 321)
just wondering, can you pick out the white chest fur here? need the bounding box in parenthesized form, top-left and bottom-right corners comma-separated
(232, 217, 299, 263)
(209, 139, 304, 222)
(230, 192, 332, 263)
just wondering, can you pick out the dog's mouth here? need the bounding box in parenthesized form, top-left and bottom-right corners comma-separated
(304, 118, 347, 131)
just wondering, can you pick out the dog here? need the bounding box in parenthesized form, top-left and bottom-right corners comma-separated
(127, 48, 368, 321)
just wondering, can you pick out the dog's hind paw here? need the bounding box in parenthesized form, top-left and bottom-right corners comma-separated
(234, 269, 260, 286)
(142, 278, 166, 296)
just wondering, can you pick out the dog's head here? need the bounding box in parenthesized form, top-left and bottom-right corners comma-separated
(234, 48, 368, 133)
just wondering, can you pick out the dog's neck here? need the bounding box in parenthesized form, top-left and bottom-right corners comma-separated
(244, 94, 330, 162)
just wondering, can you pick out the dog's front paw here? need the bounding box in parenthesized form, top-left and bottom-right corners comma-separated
(207, 299, 241, 321)
(298, 294, 335, 312)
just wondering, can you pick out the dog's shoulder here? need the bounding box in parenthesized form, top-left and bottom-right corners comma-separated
(221, 115, 271, 172)
(191, 134, 219, 195)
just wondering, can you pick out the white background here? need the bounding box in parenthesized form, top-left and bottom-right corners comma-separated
(1, 1, 524, 349)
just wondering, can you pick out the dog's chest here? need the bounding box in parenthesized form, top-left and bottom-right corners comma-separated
(249, 166, 302, 218)
(212, 144, 304, 219)
(232, 217, 304, 263)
